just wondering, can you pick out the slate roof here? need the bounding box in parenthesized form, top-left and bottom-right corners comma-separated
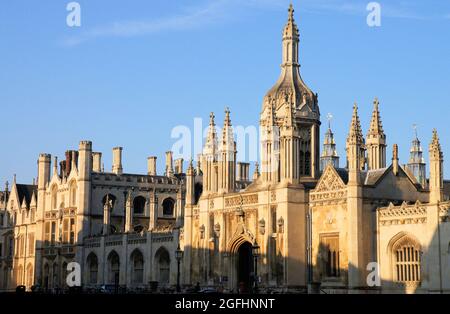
(16, 184, 37, 208)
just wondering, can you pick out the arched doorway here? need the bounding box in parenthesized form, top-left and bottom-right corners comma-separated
(237, 242, 253, 293)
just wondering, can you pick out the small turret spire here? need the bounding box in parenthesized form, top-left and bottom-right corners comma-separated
(321, 113, 339, 170)
(368, 97, 385, 136)
(347, 103, 364, 145)
(429, 129, 444, 203)
(406, 125, 426, 187)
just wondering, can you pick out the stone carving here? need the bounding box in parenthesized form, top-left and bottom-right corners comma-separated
(214, 223, 221, 238)
(259, 218, 266, 235)
(378, 201, 428, 226)
(277, 216, 284, 234)
(313, 167, 346, 193)
(225, 194, 258, 207)
(199, 224, 205, 239)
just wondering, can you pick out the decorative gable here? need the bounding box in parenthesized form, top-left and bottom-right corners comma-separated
(314, 164, 346, 192)
(310, 164, 347, 203)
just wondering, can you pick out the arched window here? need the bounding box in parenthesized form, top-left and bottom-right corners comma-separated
(392, 234, 421, 283)
(133, 196, 146, 215)
(51, 185, 58, 210)
(131, 250, 144, 284)
(61, 262, 68, 288)
(43, 264, 49, 290)
(2, 266, 9, 289)
(162, 198, 175, 216)
(87, 253, 98, 285)
(16, 265, 23, 286)
(107, 251, 120, 285)
(26, 264, 33, 288)
(52, 263, 58, 288)
(155, 247, 170, 284)
(69, 181, 77, 207)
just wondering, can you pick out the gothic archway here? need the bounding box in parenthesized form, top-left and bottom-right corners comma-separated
(237, 242, 254, 293)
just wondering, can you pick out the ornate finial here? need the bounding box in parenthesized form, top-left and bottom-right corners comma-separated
(431, 128, 440, 146)
(368, 97, 384, 136)
(209, 112, 215, 126)
(393, 144, 398, 160)
(348, 102, 364, 144)
(288, 3, 294, 21)
(326, 113, 333, 129)
(224, 107, 231, 127)
(412, 123, 418, 139)
(13, 174, 16, 184)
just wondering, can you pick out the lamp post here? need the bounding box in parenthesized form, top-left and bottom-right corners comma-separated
(252, 241, 260, 294)
(175, 243, 184, 293)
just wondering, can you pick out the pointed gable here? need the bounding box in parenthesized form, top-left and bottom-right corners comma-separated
(314, 164, 346, 193)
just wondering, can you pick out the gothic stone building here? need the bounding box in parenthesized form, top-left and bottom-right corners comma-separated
(1, 4, 450, 293)
(0, 145, 186, 291)
(183, 5, 450, 294)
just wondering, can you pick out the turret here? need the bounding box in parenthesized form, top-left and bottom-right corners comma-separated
(429, 129, 444, 203)
(260, 4, 320, 181)
(218, 108, 236, 193)
(406, 126, 426, 187)
(201, 112, 218, 194)
(186, 159, 195, 206)
(366, 98, 386, 170)
(346, 103, 364, 289)
(320, 114, 339, 170)
(346, 103, 366, 174)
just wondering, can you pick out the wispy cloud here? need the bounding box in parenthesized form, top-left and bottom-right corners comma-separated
(62, 0, 443, 46)
(63, 1, 230, 46)
(301, 0, 432, 20)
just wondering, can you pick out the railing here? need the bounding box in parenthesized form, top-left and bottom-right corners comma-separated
(127, 233, 147, 245)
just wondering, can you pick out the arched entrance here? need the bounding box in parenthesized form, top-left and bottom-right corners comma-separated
(237, 242, 253, 293)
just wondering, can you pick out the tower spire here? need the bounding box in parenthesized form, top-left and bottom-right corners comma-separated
(368, 97, 384, 136)
(429, 129, 444, 203)
(406, 124, 426, 187)
(321, 113, 339, 170)
(366, 97, 386, 170)
(282, 3, 300, 66)
(347, 103, 366, 171)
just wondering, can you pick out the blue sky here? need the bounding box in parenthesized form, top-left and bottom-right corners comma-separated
(1, 0, 450, 185)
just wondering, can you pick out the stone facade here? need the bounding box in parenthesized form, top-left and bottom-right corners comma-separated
(0, 144, 184, 292)
(1, 4, 449, 294)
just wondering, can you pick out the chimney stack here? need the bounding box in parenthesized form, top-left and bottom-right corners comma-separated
(92, 152, 102, 172)
(147, 156, 157, 176)
(392, 144, 399, 176)
(174, 158, 184, 174)
(165, 151, 174, 177)
(237, 162, 250, 181)
(112, 147, 123, 175)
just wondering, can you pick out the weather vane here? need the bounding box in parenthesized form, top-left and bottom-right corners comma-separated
(413, 123, 418, 139)
(326, 113, 333, 129)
